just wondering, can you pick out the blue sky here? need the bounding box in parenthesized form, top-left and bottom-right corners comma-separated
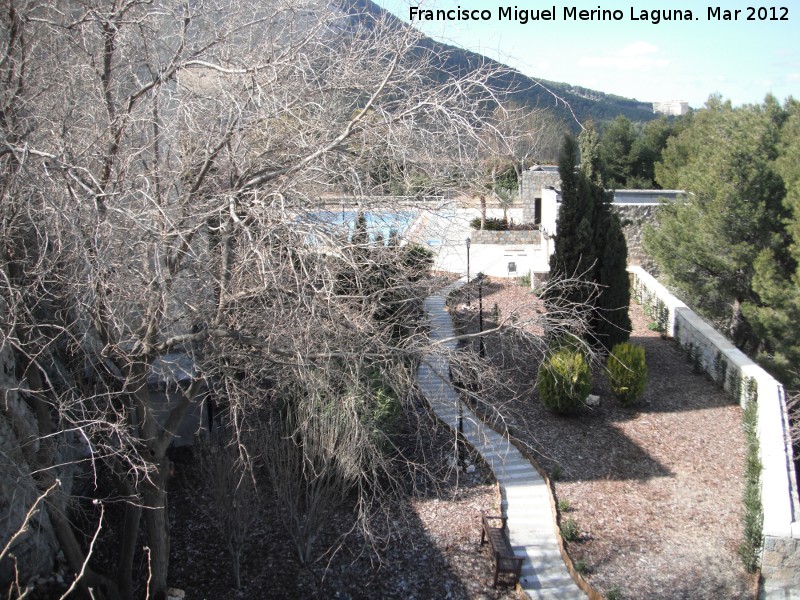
(373, 0, 799, 108)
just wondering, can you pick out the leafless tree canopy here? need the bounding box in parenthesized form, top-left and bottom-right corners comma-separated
(0, 1, 589, 597)
(0, 0, 516, 596)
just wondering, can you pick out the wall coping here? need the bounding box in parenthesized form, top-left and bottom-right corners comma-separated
(469, 229, 542, 245)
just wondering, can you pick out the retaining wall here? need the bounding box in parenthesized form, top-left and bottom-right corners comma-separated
(468, 229, 541, 245)
(629, 267, 800, 598)
(612, 204, 658, 271)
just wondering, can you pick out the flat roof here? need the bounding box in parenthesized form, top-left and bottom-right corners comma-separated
(612, 190, 686, 204)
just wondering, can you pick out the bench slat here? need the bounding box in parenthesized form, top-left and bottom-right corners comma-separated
(480, 512, 523, 588)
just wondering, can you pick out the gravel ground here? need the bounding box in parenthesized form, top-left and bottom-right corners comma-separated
(449, 277, 759, 600)
(79, 275, 757, 600)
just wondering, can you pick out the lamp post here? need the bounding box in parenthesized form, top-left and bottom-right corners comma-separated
(458, 395, 464, 465)
(465, 237, 471, 306)
(478, 273, 486, 358)
(450, 364, 464, 466)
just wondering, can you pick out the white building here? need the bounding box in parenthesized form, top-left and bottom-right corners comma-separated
(413, 168, 685, 280)
(652, 100, 690, 116)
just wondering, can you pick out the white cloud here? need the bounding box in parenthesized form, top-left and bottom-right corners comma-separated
(578, 41, 669, 71)
(786, 73, 800, 82)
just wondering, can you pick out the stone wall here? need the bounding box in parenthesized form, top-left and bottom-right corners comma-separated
(520, 168, 560, 223)
(629, 267, 800, 598)
(468, 229, 541, 245)
(762, 537, 800, 596)
(612, 204, 658, 270)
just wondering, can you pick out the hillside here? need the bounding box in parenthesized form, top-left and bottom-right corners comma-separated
(340, 0, 658, 127)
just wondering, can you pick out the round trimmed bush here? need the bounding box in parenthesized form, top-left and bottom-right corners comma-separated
(607, 342, 648, 405)
(537, 348, 591, 414)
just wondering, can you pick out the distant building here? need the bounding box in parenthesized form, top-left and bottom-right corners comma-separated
(652, 100, 690, 116)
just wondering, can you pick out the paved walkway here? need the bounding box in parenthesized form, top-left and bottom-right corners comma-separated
(416, 279, 586, 599)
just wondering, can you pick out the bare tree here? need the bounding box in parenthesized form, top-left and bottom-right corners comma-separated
(463, 103, 564, 228)
(194, 434, 257, 590)
(0, 0, 515, 596)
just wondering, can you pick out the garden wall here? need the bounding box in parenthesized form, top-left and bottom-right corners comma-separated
(611, 204, 658, 270)
(468, 229, 541, 245)
(629, 266, 800, 598)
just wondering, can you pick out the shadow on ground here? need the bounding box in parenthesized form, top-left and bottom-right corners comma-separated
(449, 281, 738, 484)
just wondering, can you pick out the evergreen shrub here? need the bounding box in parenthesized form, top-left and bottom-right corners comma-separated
(538, 348, 590, 414)
(607, 342, 648, 406)
(469, 217, 507, 230)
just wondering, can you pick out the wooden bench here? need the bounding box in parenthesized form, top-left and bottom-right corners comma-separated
(480, 511, 523, 587)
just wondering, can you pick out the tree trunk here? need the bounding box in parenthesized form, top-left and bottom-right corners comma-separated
(730, 298, 758, 353)
(143, 463, 170, 600)
(115, 486, 142, 600)
(479, 194, 486, 230)
(230, 544, 242, 590)
(5, 362, 118, 598)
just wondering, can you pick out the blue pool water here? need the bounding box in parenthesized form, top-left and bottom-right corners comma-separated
(301, 210, 417, 243)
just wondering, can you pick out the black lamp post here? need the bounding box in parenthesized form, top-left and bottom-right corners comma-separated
(465, 237, 471, 306)
(477, 273, 486, 358)
(458, 395, 464, 460)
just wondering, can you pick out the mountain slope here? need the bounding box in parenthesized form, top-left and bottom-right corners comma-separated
(339, 0, 658, 127)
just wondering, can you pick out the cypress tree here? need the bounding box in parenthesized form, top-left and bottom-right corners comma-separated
(594, 209, 632, 348)
(584, 122, 632, 348)
(545, 130, 631, 348)
(548, 135, 597, 294)
(352, 211, 369, 245)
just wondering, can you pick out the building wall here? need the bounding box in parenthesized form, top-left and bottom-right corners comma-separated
(521, 168, 561, 223)
(469, 230, 541, 245)
(523, 168, 670, 271)
(467, 243, 545, 279)
(652, 100, 690, 116)
(541, 188, 559, 238)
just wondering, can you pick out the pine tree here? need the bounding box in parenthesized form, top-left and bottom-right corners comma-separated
(645, 96, 791, 354)
(579, 120, 603, 187)
(599, 115, 637, 188)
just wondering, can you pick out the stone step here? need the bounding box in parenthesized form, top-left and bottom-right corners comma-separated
(518, 552, 563, 573)
(522, 569, 586, 590)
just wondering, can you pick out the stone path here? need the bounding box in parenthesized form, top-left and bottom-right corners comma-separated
(417, 280, 586, 599)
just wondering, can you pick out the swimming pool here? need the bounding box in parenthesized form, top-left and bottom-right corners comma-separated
(300, 210, 418, 243)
